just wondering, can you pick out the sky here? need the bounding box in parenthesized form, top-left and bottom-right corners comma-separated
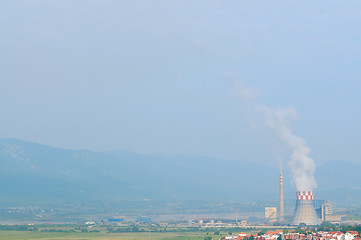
(1, 0, 361, 167)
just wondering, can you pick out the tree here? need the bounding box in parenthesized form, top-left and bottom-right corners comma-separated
(298, 223, 307, 229)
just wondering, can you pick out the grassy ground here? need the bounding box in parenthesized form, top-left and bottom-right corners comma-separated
(0, 231, 214, 240)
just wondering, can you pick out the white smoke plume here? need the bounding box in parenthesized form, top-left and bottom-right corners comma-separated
(231, 81, 317, 191)
(259, 106, 317, 191)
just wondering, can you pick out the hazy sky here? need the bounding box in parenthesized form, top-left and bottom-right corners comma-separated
(1, 0, 361, 166)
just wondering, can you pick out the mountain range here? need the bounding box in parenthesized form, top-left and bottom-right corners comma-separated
(0, 138, 360, 207)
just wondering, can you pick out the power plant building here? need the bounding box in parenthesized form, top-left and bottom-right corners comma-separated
(265, 207, 277, 222)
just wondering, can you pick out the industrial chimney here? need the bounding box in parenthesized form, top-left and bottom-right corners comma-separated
(291, 191, 320, 225)
(279, 174, 284, 221)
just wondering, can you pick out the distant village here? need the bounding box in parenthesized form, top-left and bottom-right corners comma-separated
(224, 230, 361, 240)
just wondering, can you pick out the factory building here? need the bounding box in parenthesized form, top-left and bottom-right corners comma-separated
(265, 207, 277, 223)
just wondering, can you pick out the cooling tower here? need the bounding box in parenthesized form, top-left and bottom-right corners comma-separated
(291, 191, 320, 225)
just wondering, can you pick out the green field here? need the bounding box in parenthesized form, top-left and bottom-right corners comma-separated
(0, 231, 216, 240)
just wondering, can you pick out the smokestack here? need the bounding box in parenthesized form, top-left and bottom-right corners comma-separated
(279, 174, 284, 221)
(292, 191, 320, 225)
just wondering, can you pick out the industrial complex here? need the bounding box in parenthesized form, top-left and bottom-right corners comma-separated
(263, 174, 344, 226)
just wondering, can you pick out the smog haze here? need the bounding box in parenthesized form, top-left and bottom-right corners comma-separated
(1, 1, 361, 186)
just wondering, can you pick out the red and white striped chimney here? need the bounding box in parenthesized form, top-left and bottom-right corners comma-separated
(280, 174, 284, 221)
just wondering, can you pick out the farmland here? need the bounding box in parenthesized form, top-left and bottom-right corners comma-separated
(0, 230, 211, 240)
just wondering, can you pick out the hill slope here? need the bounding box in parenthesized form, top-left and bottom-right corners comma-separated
(0, 138, 360, 206)
(0, 138, 280, 204)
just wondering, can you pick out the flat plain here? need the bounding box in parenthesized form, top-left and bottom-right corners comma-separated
(0, 231, 211, 240)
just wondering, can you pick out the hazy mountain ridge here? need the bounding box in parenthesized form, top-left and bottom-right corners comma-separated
(315, 160, 361, 201)
(0, 138, 360, 205)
